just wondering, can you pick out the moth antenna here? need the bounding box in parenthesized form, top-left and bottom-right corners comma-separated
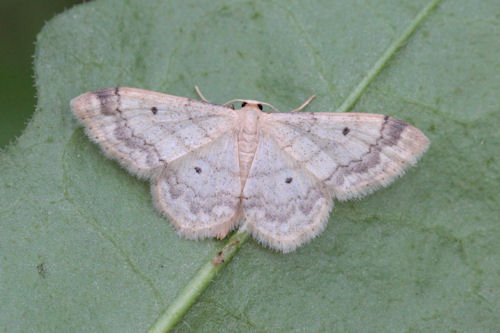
(259, 102, 280, 113)
(195, 86, 210, 103)
(223, 99, 246, 107)
(290, 94, 316, 112)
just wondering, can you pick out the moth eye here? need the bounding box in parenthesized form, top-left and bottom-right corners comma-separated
(241, 102, 247, 107)
(258, 104, 263, 110)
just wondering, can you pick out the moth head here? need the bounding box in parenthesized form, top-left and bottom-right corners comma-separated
(223, 99, 279, 112)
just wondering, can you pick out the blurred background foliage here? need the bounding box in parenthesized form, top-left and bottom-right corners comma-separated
(0, 0, 83, 149)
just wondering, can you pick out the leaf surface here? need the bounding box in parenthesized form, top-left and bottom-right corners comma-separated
(1, 0, 499, 331)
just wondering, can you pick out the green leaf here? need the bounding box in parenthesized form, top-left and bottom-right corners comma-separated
(1, 0, 499, 332)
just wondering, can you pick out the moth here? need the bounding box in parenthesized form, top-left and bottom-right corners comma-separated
(71, 87, 429, 252)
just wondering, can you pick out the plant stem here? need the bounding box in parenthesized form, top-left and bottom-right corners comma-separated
(337, 0, 442, 113)
(148, 230, 249, 333)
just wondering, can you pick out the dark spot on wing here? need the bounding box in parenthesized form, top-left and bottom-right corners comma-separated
(343, 127, 350, 136)
(151, 106, 158, 114)
(194, 167, 202, 174)
(114, 126, 141, 149)
(285, 177, 293, 184)
(381, 117, 408, 146)
(94, 88, 117, 116)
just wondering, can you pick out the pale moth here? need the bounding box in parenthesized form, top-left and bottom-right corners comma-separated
(71, 87, 429, 253)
